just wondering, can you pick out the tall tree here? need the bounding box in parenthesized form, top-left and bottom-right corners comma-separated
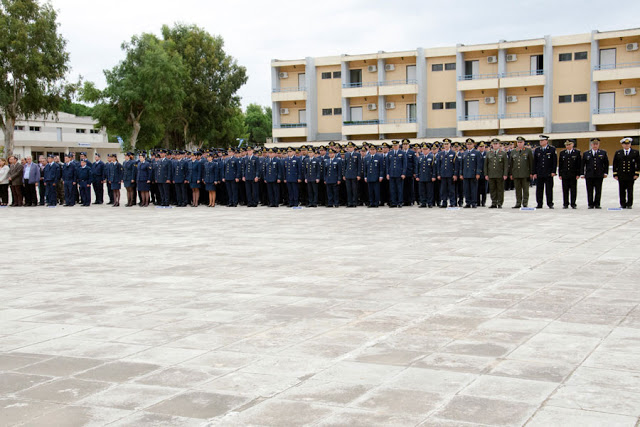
(82, 33, 185, 150)
(161, 24, 247, 147)
(245, 104, 272, 145)
(0, 0, 73, 156)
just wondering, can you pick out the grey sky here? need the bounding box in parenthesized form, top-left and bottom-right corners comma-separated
(50, 0, 640, 110)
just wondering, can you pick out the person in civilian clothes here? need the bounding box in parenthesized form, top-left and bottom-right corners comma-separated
(612, 137, 639, 209)
(0, 158, 9, 206)
(581, 138, 609, 209)
(558, 139, 582, 209)
(37, 156, 46, 205)
(324, 148, 342, 207)
(533, 134, 557, 209)
(61, 154, 77, 207)
(415, 143, 437, 208)
(76, 159, 92, 206)
(136, 152, 153, 207)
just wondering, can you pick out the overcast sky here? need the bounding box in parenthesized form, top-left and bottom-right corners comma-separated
(50, 0, 640, 110)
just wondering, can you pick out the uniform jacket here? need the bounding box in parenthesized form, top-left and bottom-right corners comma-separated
(558, 149, 582, 178)
(123, 159, 137, 182)
(533, 145, 557, 177)
(612, 148, 640, 180)
(386, 149, 407, 177)
(484, 150, 509, 178)
(136, 161, 153, 182)
(106, 161, 124, 183)
(343, 151, 362, 179)
(436, 150, 459, 178)
(187, 160, 202, 183)
(324, 156, 343, 184)
(263, 157, 283, 183)
(173, 158, 188, 182)
(43, 162, 60, 182)
(509, 148, 534, 178)
(283, 156, 302, 182)
(243, 155, 261, 180)
(76, 166, 93, 184)
(415, 153, 436, 181)
(155, 157, 173, 183)
(582, 149, 609, 178)
(460, 149, 484, 178)
(223, 157, 241, 181)
(365, 153, 385, 182)
(304, 156, 323, 182)
(61, 162, 77, 182)
(91, 160, 106, 182)
(203, 160, 220, 184)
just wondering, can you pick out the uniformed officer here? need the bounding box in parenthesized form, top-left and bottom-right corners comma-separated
(106, 153, 124, 207)
(222, 148, 241, 207)
(76, 159, 93, 206)
(203, 152, 220, 207)
(436, 138, 458, 208)
(533, 134, 557, 209)
(402, 139, 416, 205)
(364, 144, 384, 207)
(453, 142, 464, 206)
(155, 149, 173, 207)
(282, 147, 302, 207)
(582, 138, 609, 209)
(484, 138, 508, 208)
(304, 148, 322, 207)
(558, 139, 582, 209)
(123, 152, 137, 207)
(509, 136, 534, 208)
(263, 148, 283, 207)
(91, 153, 106, 204)
(61, 154, 77, 207)
(242, 146, 261, 207)
(43, 154, 60, 206)
(172, 151, 188, 207)
(136, 152, 153, 207)
(386, 140, 407, 208)
(343, 141, 362, 208)
(476, 142, 488, 206)
(460, 138, 483, 208)
(612, 136, 639, 209)
(324, 148, 343, 207)
(415, 143, 436, 208)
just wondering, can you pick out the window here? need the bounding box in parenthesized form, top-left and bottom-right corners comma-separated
(76, 128, 86, 134)
(407, 104, 417, 122)
(445, 102, 456, 109)
(321, 72, 331, 79)
(90, 129, 100, 134)
(444, 63, 456, 71)
(531, 55, 543, 74)
(333, 108, 342, 115)
(322, 108, 332, 116)
(573, 94, 587, 102)
(14, 125, 24, 131)
(559, 53, 572, 62)
(332, 71, 341, 78)
(432, 102, 444, 110)
(558, 95, 572, 103)
(464, 60, 479, 79)
(29, 126, 41, 132)
(574, 51, 588, 60)
(431, 63, 443, 72)
(406, 65, 417, 83)
(349, 69, 362, 86)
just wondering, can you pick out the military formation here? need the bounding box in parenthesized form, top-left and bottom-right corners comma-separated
(13, 135, 639, 210)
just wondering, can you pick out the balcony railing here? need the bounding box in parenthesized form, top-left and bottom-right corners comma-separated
(501, 70, 545, 78)
(279, 123, 307, 128)
(382, 118, 417, 124)
(502, 112, 544, 119)
(593, 106, 640, 114)
(458, 114, 500, 121)
(378, 79, 418, 86)
(458, 73, 501, 81)
(593, 62, 640, 71)
(343, 120, 380, 126)
(342, 81, 379, 88)
(272, 86, 306, 93)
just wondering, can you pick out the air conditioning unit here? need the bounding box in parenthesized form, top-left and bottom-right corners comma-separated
(484, 97, 496, 104)
(626, 43, 639, 52)
(487, 56, 498, 64)
(385, 102, 396, 110)
(367, 65, 377, 72)
(624, 88, 637, 96)
(367, 103, 377, 111)
(384, 64, 395, 71)
(506, 95, 518, 103)
(506, 54, 517, 62)
(279, 108, 289, 115)
(278, 72, 288, 79)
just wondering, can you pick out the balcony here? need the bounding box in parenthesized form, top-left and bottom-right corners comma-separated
(592, 106, 640, 125)
(342, 119, 379, 135)
(457, 114, 500, 131)
(593, 62, 640, 81)
(271, 86, 307, 102)
(378, 79, 419, 96)
(379, 118, 418, 134)
(499, 70, 545, 88)
(273, 123, 308, 138)
(342, 81, 379, 98)
(457, 73, 500, 91)
(500, 112, 544, 129)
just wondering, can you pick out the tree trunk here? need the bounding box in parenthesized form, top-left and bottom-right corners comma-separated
(2, 116, 15, 157)
(130, 120, 141, 150)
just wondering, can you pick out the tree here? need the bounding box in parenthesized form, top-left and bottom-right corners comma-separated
(82, 33, 185, 150)
(60, 100, 93, 117)
(161, 24, 247, 147)
(245, 104, 272, 145)
(0, 0, 73, 156)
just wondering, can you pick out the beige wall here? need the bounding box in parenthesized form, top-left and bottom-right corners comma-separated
(505, 87, 544, 115)
(598, 79, 640, 108)
(464, 89, 499, 116)
(277, 65, 306, 90)
(505, 47, 544, 74)
(464, 50, 499, 76)
(348, 60, 379, 85)
(348, 96, 379, 121)
(279, 100, 306, 124)
(598, 36, 640, 65)
(316, 65, 342, 133)
(384, 94, 416, 121)
(426, 56, 457, 128)
(552, 43, 591, 123)
(383, 57, 417, 82)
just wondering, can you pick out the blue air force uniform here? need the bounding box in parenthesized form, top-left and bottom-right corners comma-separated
(403, 148, 417, 205)
(460, 148, 484, 208)
(304, 155, 323, 207)
(155, 156, 173, 206)
(223, 156, 241, 206)
(386, 148, 407, 207)
(263, 155, 283, 207)
(436, 149, 459, 207)
(415, 152, 436, 207)
(91, 159, 106, 204)
(136, 161, 153, 192)
(203, 160, 220, 192)
(324, 155, 343, 207)
(173, 157, 188, 207)
(61, 161, 77, 206)
(43, 160, 60, 206)
(187, 160, 202, 190)
(243, 154, 261, 207)
(76, 165, 93, 206)
(343, 150, 362, 207)
(365, 153, 385, 207)
(123, 159, 137, 188)
(283, 155, 302, 207)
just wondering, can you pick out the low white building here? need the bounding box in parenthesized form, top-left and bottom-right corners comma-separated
(1, 112, 121, 161)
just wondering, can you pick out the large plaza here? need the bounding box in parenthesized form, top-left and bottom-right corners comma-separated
(1, 178, 640, 426)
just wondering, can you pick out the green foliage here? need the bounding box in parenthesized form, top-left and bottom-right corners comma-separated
(59, 100, 93, 117)
(244, 103, 272, 144)
(0, 0, 74, 155)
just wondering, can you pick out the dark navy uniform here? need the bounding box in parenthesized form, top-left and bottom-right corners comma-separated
(612, 138, 639, 208)
(106, 160, 124, 189)
(136, 160, 153, 192)
(533, 140, 557, 208)
(173, 156, 188, 207)
(123, 159, 136, 188)
(364, 152, 384, 207)
(243, 153, 261, 207)
(61, 160, 77, 206)
(460, 145, 483, 208)
(386, 146, 407, 207)
(343, 148, 361, 207)
(415, 149, 436, 207)
(91, 158, 106, 204)
(582, 143, 609, 209)
(76, 164, 92, 206)
(263, 153, 283, 207)
(155, 155, 173, 206)
(477, 146, 488, 206)
(558, 144, 582, 208)
(436, 148, 459, 207)
(43, 159, 60, 206)
(203, 159, 220, 192)
(304, 154, 323, 207)
(187, 159, 202, 189)
(283, 153, 302, 207)
(223, 155, 241, 206)
(403, 145, 417, 205)
(324, 154, 343, 207)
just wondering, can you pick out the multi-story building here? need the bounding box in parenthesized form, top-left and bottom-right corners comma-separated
(1, 112, 119, 160)
(270, 27, 640, 152)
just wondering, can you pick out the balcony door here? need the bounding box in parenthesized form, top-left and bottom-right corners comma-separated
(406, 65, 416, 83)
(530, 97, 544, 116)
(598, 92, 615, 112)
(599, 49, 616, 68)
(297, 73, 305, 89)
(298, 109, 306, 124)
(350, 106, 363, 122)
(350, 69, 362, 87)
(407, 103, 417, 122)
(464, 60, 479, 79)
(465, 100, 479, 118)
(530, 55, 543, 75)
